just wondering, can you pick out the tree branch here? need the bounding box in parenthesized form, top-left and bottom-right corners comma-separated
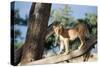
(25, 37, 97, 65)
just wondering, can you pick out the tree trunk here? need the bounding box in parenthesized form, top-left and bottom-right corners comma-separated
(20, 3, 51, 65)
(13, 19, 56, 65)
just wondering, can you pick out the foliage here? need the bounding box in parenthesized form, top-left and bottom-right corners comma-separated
(11, 4, 28, 48)
(84, 13, 97, 36)
(85, 13, 97, 25)
(69, 38, 80, 51)
(14, 9, 28, 25)
(44, 34, 55, 49)
(14, 42, 23, 49)
(50, 5, 73, 26)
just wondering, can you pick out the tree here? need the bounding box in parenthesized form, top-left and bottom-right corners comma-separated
(84, 13, 97, 36)
(19, 3, 51, 65)
(50, 5, 73, 26)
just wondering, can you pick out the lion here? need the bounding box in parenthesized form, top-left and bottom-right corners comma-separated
(53, 20, 89, 55)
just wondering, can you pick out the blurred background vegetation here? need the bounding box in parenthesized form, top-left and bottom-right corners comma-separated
(11, 4, 28, 49)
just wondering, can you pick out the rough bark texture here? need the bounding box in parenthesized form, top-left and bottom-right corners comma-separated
(19, 3, 51, 65)
(13, 16, 57, 65)
(24, 37, 97, 65)
(14, 45, 23, 65)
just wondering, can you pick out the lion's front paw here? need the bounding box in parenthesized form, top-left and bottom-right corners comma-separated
(63, 51, 69, 55)
(78, 46, 81, 50)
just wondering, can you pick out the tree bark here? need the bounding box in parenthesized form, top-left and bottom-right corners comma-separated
(13, 17, 57, 65)
(19, 3, 51, 65)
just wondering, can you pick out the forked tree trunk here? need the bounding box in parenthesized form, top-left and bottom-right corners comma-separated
(20, 3, 51, 65)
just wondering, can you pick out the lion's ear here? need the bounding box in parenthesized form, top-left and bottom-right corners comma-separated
(53, 26, 56, 29)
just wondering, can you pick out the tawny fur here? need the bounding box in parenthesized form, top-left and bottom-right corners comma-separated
(53, 22, 89, 55)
